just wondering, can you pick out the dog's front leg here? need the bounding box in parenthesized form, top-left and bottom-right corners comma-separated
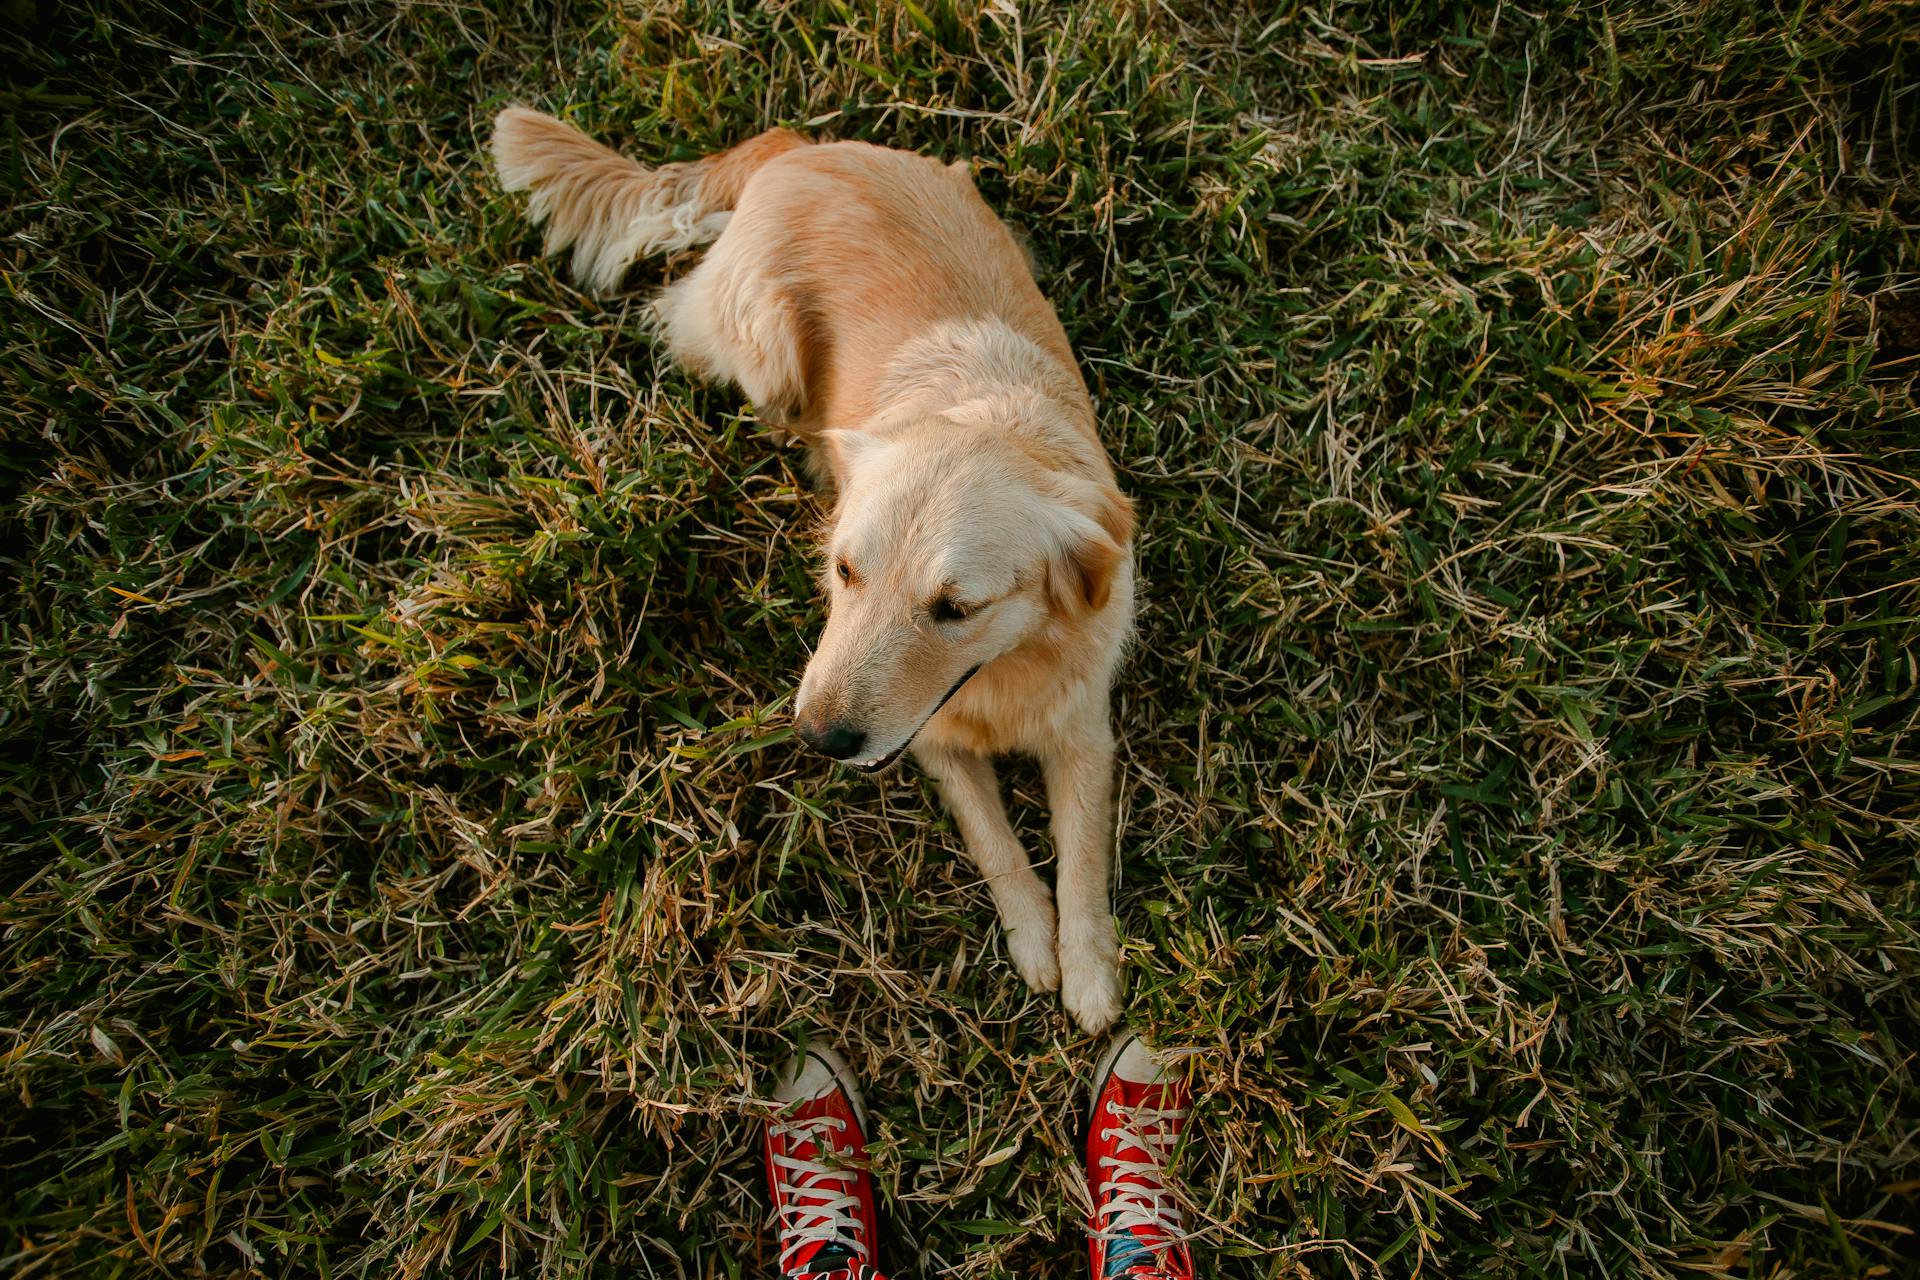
(915, 743, 1061, 994)
(1043, 716, 1123, 1033)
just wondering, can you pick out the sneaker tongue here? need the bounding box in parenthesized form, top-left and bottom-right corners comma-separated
(1105, 1234, 1155, 1277)
(803, 1241, 860, 1274)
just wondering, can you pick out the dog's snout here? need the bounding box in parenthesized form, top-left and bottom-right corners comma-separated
(798, 718, 867, 761)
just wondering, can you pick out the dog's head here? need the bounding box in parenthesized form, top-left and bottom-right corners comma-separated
(792, 423, 1131, 772)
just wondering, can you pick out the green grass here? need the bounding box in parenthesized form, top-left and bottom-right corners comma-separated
(4, 0, 1918, 1275)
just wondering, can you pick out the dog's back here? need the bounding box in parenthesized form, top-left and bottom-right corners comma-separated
(492, 111, 1081, 433)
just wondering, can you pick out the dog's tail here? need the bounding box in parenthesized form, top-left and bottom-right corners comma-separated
(491, 108, 806, 294)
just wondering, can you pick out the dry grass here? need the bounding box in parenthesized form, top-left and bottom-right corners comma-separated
(3, 1, 1918, 1276)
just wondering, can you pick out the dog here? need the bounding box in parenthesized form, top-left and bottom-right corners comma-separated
(491, 109, 1136, 1032)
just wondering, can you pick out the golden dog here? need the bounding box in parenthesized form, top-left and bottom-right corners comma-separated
(492, 109, 1135, 1031)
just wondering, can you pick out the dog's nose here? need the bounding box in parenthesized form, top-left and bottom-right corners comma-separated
(797, 719, 867, 761)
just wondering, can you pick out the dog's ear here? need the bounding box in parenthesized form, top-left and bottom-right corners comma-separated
(1050, 480, 1133, 613)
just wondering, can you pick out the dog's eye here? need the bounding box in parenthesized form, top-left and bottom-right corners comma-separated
(835, 558, 853, 584)
(931, 595, 975, 623)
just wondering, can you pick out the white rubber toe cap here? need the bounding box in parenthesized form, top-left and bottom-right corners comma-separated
(772, 1042, 868, 1130)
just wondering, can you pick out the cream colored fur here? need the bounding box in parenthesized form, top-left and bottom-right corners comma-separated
(491, 108, 1137, 1031)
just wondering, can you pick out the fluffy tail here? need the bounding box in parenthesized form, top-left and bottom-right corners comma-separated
(491, 108, 806, 294)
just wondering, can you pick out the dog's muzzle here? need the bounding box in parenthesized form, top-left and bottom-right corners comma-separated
(841, 665, 983, 774)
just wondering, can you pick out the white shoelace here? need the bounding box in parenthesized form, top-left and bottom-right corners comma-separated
(1095, 1098, 1188, 1256)
(769, 1113, 868, 1271)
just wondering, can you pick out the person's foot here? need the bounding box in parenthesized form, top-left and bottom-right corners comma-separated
(765, 1043, 882, 1276)
(1085, 1030, 1196, 1279)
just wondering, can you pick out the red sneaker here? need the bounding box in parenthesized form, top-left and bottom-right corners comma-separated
(1085, 1031, 1196, 1279)
(764, 1043, 884, 1277)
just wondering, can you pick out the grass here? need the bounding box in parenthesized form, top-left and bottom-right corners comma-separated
(3, 0, 1919, 1275)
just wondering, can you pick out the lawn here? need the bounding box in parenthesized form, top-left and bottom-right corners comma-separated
(4, 1, 1918, 1276)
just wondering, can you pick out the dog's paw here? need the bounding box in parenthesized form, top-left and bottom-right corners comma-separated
(1060, 939, 1124, 1033)
(1010, 928, 1062, 993)
(1005, 915, 1061, 993)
